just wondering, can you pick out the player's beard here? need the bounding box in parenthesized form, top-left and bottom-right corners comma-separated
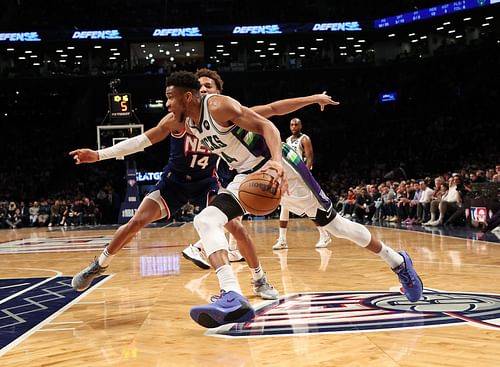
(171, 111, 185, 123)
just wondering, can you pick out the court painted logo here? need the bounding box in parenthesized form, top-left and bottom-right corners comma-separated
(207, 289, 500, 338)
(0, 275, 109, 356)
(0, 235, 113, 253)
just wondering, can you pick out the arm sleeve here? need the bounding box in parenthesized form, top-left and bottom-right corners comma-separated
(97, 133, 152, 161)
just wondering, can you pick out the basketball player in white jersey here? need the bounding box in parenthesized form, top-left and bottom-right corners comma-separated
(164, 71, 423, 328)
(69, 69, 337, 302)
(273, 117, 331, 250)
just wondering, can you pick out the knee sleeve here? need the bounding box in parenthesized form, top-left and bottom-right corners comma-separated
(324, 214, 371, 247)
(210, 193, 244, 221)
(193, 206, 230, 257)
(279, 206, 289, 221)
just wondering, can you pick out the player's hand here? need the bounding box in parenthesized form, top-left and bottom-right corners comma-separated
(261, 160, 289, 195)
(314, 91, 339, 111)
(69, 149, 99, 165)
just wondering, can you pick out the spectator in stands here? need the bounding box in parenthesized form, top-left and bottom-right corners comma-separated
(493, 165, 500, 183)
(354, 187, 375, 224)
(0, 202, 7, 229)
(475, 170, 487, 183)
(29, 201, 40, 226)
(381, 184, 397, 222)
(59, 200, 70, 226)
(469, 172, 479, 184)
(417, 179, 434, 224)
(423, 177, 445, 225)
(6, 207, 22, 229)
(396, 181, 413, 224)
(48, 200, 61, 227)
(373, 184, 384, 222)
(335, 190, 346, 214)
(368, 184, 381, 203)
(19, 201, 30, 227)
(37, 200, 50, 226)
(485, 168, 495, 182)
(68, 200, 83, 226)
(82, 197, 98, 225)
(430, 175, 468, 226)
(403, 182, 421, 225)
(443, 175, 472, 226)
(340, 188, 356, 219)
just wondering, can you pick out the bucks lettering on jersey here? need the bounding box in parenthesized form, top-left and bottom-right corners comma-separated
(186, 94, 270, 173)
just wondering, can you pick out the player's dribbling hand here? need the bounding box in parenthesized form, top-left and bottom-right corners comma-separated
(261, 160, 289, 195)
(315, 91, 340, 111)
(69, 149, 99, 164)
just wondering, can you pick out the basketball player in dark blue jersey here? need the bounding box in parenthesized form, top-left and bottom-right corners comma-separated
(69, 69, 338, 300)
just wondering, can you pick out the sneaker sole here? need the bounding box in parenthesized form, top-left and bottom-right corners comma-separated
(315, 240, 331, 248)
(254, 290, 279, 300)
(71, 279, 90, 292)
(272, 245, 288, 250)
(229, 256, 245, 262)
(71, 274, 101, 292)
(191, 305, 255, 328)
(182, 251, 210, 270)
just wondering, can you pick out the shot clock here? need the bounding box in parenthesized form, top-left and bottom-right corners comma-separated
(108, 93, 132, 122)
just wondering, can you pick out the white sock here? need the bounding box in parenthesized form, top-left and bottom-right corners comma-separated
(376, 242, 404, 269)
(279, 227, 287, 241)
(250, 264, 265, 281)
(215, 264, 242, 294)
(192, 239, 203, 250)
(98, 247, 114, 267)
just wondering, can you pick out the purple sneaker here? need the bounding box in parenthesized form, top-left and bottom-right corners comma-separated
(190, 290, 255, 328)
(392, 251, 423, 302)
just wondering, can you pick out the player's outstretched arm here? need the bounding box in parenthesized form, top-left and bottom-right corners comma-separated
(145, 112, 184, 144)
(251, 91, 339, 118)
(69, 148, 99, 165)
(69, 113, 182, 164)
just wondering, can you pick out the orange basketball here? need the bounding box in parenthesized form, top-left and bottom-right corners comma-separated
(238, 172, 282, 216)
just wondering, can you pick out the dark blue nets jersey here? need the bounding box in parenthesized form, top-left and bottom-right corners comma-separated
(163, 129, 219, 182)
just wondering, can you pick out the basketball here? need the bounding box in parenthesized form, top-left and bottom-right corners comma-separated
(238, 172, 282, 215)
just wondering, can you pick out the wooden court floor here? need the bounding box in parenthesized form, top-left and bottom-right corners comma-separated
(0, 219, 499, 367)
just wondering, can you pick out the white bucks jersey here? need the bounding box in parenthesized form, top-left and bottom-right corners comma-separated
(286, 134, 308, 162)
(186, 94, 271, 173)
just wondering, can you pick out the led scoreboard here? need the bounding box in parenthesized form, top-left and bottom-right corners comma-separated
(108, 93, 132, 122)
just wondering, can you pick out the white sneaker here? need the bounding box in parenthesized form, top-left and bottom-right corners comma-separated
(272, 238, 288, 250)
(252, 275, 279, 300)
(228, 248, 245, 262)
(429, 220, 441, 227)
(182, 244, 210, 269)
(315, 237, 332, 248)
